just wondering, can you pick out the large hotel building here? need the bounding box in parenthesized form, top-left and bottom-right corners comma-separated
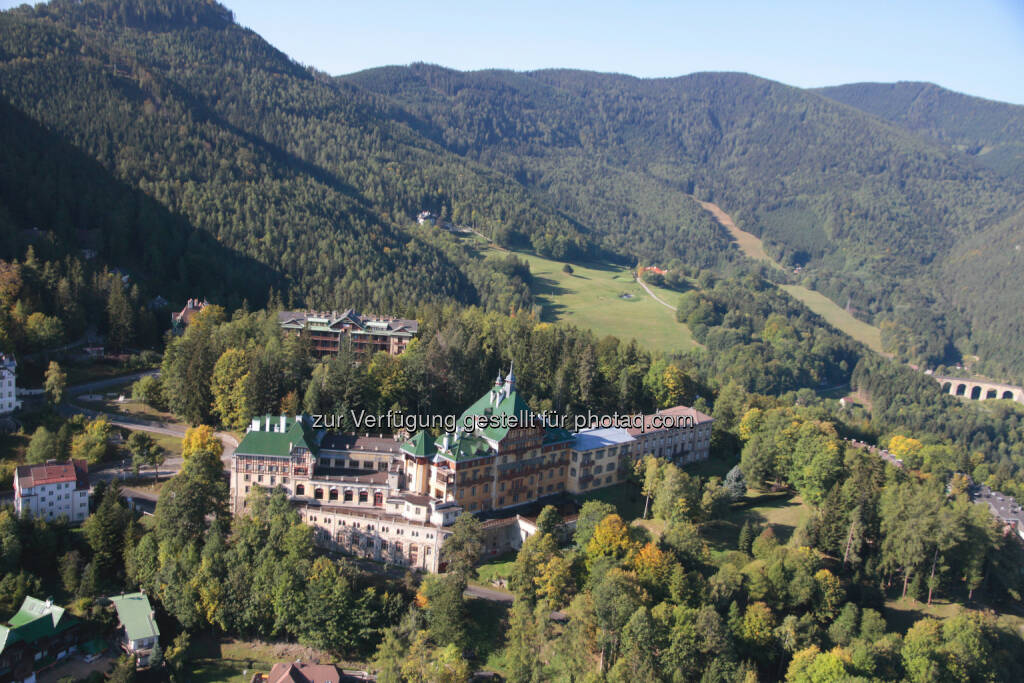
(278, 309, 418, 357)
(230, 368, 712, 571)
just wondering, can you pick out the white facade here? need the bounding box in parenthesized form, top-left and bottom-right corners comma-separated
(567, 427, 636, 494)
(0, 354, 19, 414)
(628, 406, 714, 464)
(14, 461, 90, 523)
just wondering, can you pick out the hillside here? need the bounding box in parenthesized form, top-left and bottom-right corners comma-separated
(1, 0, 1023, 377)
(0, 0, 591, 315)
(818, 81, 1024, 177)
(345, 64, 1024, 375)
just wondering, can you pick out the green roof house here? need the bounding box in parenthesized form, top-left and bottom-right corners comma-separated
(0, 597, 81, 682)
(109, 593, 159, 666)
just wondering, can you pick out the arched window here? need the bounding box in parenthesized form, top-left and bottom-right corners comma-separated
(295, 484, 305, 496)
(328, 488, 339, 501)
(373, 491, 383, 506)
(344, 489, 353, 502)
(358, 490, 368, 503)
(314, 488, 324, 500)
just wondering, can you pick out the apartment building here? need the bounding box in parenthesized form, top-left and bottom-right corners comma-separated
(13, 460, 90, 523)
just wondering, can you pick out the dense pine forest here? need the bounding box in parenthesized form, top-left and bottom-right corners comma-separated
(2, 2, 1024, 680)
(0, 0, 1022, 376)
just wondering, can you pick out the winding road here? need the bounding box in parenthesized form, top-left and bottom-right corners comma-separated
(61, 371, 237, 487)
(636, 276, 677, 311)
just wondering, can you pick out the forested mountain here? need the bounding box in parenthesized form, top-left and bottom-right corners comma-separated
(346, 65, 1024, 377)
(2, 0, 1024, 377)
(0, 0, 582, 316)
(818, 81, 1024, 178)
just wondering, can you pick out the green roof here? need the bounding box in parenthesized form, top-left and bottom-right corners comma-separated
(441, 433, 493, 462)
(458, 383, 533, 443)
(237, 416, 316, 457)
(0, 597, 78, 655)
(402, 431, 436, 457)
(109, 593, 159, 642)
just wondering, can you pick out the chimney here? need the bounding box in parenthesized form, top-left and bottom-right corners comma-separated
(280, 415, 286, 431)
(265, 416, 271, 431)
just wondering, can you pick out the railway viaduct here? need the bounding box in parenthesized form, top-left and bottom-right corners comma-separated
(933, 376, 1024, 404)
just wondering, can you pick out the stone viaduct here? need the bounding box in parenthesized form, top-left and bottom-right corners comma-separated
(933, 376, 1024, 404)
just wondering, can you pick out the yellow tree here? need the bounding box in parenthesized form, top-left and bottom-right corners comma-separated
(888, 435, 924, 466)
(632, 541, 672, 591)
(585, 514, 636, 569)
(182, 425, 223, 460)
(210, 347, 250, 430)
(535, 553, 575, 610)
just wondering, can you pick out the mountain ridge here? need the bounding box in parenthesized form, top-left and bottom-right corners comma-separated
(2, 0, 1023, 378)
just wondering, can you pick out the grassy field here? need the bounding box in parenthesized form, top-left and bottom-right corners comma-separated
(701, 489, 812, 552)
(478, 244, 698, 354)
(781, 285, 885, 354)
(694, 199, 886, 354)
(475, 551, 517, 585)
(696, 199, 784, 271)
(883, 596, 1024, 638)
(190, 638, 354, 683)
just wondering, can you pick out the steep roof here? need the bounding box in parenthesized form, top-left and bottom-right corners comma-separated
(401, 431, 436, 457)
(109, 592, 159, 642)
(458, 381, 532, 442)
(237, 416, 316, 458)
(0, 597, 78, 655)
(438, 433, 493, 463)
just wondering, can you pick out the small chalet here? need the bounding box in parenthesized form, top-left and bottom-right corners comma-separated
(109, 592, 160, 666)
(0, 597, 81, 683)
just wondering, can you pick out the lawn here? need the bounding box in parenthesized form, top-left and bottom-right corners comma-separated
(682, 455, 736, 480)
(693, 199, 885, 354)
(476, 243, 697, 354)
(115, 430, 183, 458)
(189, 637, 357, 683)
(781, 285, 884, 354)
(64, 362, 144, 387)
(696, 199, 785, 272)
(883, 595, 1024, 639)
(475, 551, 517, 585)
(78, 390, 184, 426)
(700, 489, 812, 552)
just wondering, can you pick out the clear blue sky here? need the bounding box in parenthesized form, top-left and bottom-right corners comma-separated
(4, 0, 1023, 104)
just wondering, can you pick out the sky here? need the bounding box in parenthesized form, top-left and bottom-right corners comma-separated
(3, 0, 1023, 104)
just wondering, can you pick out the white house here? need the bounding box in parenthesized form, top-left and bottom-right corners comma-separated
(109, 592, 160, 666)
(0, 354, 20, 414)
(14, 460, 90, 523)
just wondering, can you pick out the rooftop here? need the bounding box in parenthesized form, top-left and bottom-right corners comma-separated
(278, 309, 418, 337)
(15, 459, 88, 489)
(320, 433, 400, 454)
(0, 596, 78, 656)
(109, 592, 159, 642)
(573, 427, 636, 451)
(237, 416, 316, 458)
(266, 662, 345, 683)
(626, 405, 713, 436)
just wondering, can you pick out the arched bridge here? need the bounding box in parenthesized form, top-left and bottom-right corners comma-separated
(933, 376, 1024, 404)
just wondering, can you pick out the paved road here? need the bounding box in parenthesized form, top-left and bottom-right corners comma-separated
(465, 583, 514, 603)
(636, 276, 676, 311)
(66, 370, 158, 397)
(60, 373, 237, 490)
